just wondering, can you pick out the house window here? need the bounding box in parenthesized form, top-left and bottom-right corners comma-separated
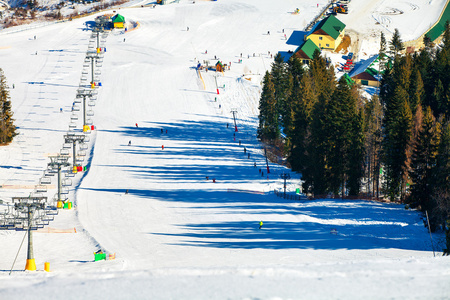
(319, 36, 323, 40)
(326, 44, 330, 47)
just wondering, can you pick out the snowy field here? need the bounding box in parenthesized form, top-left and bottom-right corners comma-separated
(0, 0, 449, 299)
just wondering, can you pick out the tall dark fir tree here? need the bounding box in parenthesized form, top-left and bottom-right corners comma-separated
(0, 68, 16, 145)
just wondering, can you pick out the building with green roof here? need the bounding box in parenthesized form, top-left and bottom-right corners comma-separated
(425, 1, 450, 41)
(112, 14, 125, 29)
(306, 15, 346, 51)
(294, 39, 321, 64)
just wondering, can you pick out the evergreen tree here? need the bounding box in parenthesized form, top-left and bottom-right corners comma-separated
(325, 77, 359, 196)
(382, 86, 412, 201)
(271, 53, 292, 135)
(390, 28, 404, 57)
(443, 20, 450, 51)
(423, 34, 432, 50)
(432, 121, 450, 231)
(408, 69, 424, 114)
(364, 95, 383, 198)
(409, 106, 441, 214)
(379, 32, 387, 75)
(289, 74, 316, 174)
(258, 72, 279, 140)
(306, 93, 329, 196)
(347, 108, 365, 196)
(0, 68, 16, 145)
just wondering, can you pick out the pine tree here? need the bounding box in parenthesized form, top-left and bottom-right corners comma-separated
(364, 95, 383, 198)
(289, 74, 316, 174)
(379, 32, 387, 75)
(408, 69, 424, 114)
(390, 28, 404, 57)
(347, 108, 365, 196)
(432, 121, 450, 231)
(258, 72, 279, 140)
(271, 53, 292, 136)
(383, 86, 412, 201)
(0, 68, 16, 145)
(443, 20, 450, 51)
(409, 106, 441, 214)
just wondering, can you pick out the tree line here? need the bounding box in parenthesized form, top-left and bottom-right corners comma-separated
(0, 68, 16, 145)
(258, 24, 450, 234)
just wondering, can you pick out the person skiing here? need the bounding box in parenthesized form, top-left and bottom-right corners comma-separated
(161, 128, 164, 133)
(259, 221, 263, 229)
(166, 129, 168, 134)
(135, 123, 138, 127)
(227, 123, 229, 128)
(128, 140, 131, 146)
(162, 145, 164, 150)
(244, 147, 246, 153)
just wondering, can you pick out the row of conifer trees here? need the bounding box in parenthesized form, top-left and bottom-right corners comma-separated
(258, 24, 450, 232)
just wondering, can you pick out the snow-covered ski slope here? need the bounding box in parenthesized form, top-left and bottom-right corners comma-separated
(0, 1, 449, 299)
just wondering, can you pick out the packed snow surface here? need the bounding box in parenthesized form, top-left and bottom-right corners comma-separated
(0, 0, 449, 299)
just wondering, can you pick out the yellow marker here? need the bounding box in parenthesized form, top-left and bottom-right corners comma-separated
(25, 259, 36, 271)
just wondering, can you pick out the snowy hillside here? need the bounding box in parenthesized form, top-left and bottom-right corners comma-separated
(0, 1, 449, 299)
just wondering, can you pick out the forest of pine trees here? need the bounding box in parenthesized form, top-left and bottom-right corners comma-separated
(258, 23, 450, 232)
(0, 68, 16, 145)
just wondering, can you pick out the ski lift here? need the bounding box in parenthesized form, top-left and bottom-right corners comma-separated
(44, 169, 56, 177)
(79, 143, 88, 150)
(86, 118, 93, 125)
(73, 97, 82, 103)
(62, 178, 72, 186)
(78, 150, 86, 156)
(83, 135, 90, 143)
(69, 122, 77, 130)
(61, 188, 69, 195)
(87, 110, 94, 116)
(76, 157, 84, 164)
(72, 104, 80, 111)
(40, 177, 51, 185)
(63, 143, 72, 149)
(65, 169, 75, 177)
(35, 185, 47, 193)
(88, 100, 96, 107)
(71, 114, 78, 121)
(60, 149, 70, 156)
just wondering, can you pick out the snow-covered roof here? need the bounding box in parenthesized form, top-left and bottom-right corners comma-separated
(349, 54, 379, 78)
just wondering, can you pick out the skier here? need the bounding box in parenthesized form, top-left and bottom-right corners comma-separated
(60, 108, 63, 113)
(239, 140, 241, 146)
(267, 31, 270, 35)
(166, 129, 168, 134)
(187, 26, 189, 31)
(124, 38, 126, 42)
(161, 128, 164, 133)
(259, 221, 263, 229)
(227, 123, 229, 128)
(219, 104, 221, 109)
(254, 162, 257, 168)
(125, 189, 128, 194)
(244, 147, 246, 153)
(162, 145, 164, 150)
(248, 153, 250, 159)
(135, 123, 138, 127)
(128, 140, 131, 146)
